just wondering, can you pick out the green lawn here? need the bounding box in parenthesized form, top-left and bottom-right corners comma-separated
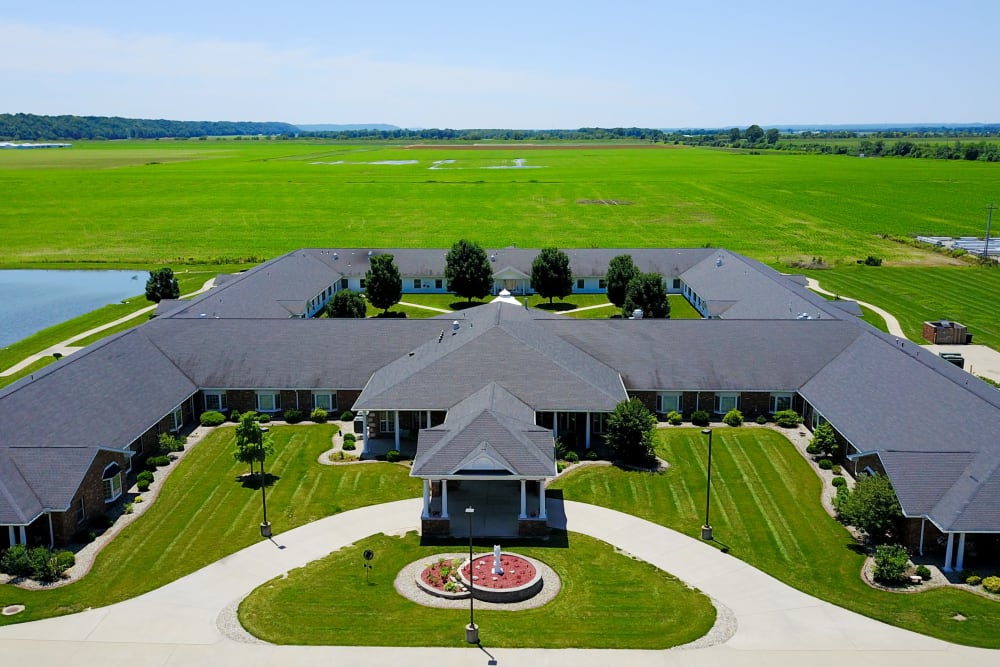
(0, 424, 421, 625)
(0, 357, 56, 389)
(239, 530, 715, 649)
(549, 427, 1000, 648)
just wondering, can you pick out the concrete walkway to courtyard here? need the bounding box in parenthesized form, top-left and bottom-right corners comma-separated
(1, 497, 994, 665)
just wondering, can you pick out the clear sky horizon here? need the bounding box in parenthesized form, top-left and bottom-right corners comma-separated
(3, 0, 998, 129)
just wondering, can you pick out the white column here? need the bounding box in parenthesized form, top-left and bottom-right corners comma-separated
(553, 412, 559, 439)
(539, 481, 547, 520)
(426, 410, 431, 429)
(943, 532, 955, 572)
(585, 412, 592, 449)
(519, 480, 527, 519)
(19, 526, 26, 545)
(956, 533, 967, 571)
(7, 526, 13, 546)
(422, 480, 430, 518)
(394, 411, 400, 451)
(919, 518, 926, 556)
(441, 480, 449, 519)
(48, 514, 54, 548)
(361, 411, 368, 453)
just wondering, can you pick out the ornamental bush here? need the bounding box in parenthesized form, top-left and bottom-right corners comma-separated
(690, 410, 710, 427)
(342, 441, 356, 451)
(818, 458, 833, 470)
(966, 574, 982, 586)
(310, 407, 328, 423)
(666, 410, 683, 426)
(200, 410, 226, 426)
(283, 409, 303, 424)
(343, 432, 356, 442)
(147, 455, 170, 468)
(257, 413, 271, 423)
(340, 410, 355, 421)
(723, 408, 743, 427)
(386, 450, 401, 463)
(229, 409, 241, 422)
(832, 476, 847, 488)
(586, 450, 598, 461)
(983, 576, 1000, 594)
(773, 409, 801, 427)
(137, 470, 154, 485)
(915, 564, 931, 581)
(755, 414, 768, 425)
(873, 544, 909, 583)
(1, 544, 32, 576)
(564, 451, 579, 463)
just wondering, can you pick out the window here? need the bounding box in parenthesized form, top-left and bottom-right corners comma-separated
(257, 391, 280, 413)
(591, 412, 609, 434)
(672, 278, 681, 289)
(598, 279, 607, 289)
(716, 393, 739, 414)
(75, 498, 86, 525)
(313, 392, 335, 411)
(771, 393, 794, 413)
(656, 392, 681, 414)
(577, 278, 585, 289)
(413, 279, 422, 289)
(170, 406, 183, 432)
(359, 278, 366, 289)
(204, 390, 227, 412)
(379, 411, 395, 433)
(340, 278, 349, 289)
(435, 279, 443, 289)
(102, 463, 123, 503)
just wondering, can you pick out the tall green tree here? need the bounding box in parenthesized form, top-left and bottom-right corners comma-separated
(365, 254, 402, 314)
(145, 267, 180, 303)
(834, 474, 904, 543)
(605, 254, 637, 309)
(622, 272, 670, 318)
(765, 128, 780, 145)
(605, 398, 657, 466)
(233, 412, 275, 479)
(531, 247, 573, 304)
(325, 289, 367, 318)
(444, 239, 493, 303)
(728, 127, 742, 143)
(745, 124, 765, 144)
(807, 421, 838, 456)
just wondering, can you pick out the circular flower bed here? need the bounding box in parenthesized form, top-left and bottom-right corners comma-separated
(419, 557, 467, 596)
(463, 554, 537, 590)
(414, 552, 545, 603)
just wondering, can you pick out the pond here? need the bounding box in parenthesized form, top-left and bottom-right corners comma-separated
(0, 270, 145, 349)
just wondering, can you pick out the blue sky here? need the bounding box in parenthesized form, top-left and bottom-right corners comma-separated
(3, 0, 997, 128)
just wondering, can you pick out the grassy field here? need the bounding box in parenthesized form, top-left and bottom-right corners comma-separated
(0, 424, 421, 625)
(550, 428, 1000, 648)
(239, 530, 715, 648)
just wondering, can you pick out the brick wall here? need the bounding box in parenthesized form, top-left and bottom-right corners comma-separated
(50, 449, 130, 545)
(740, 392, 770, 419)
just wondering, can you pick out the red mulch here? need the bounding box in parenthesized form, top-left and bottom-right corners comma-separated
(463, 555, 537, 590)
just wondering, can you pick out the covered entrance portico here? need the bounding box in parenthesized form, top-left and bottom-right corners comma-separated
(419, 477, 548, 537)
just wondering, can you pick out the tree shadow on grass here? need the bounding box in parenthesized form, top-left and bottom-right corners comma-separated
(236, 472, 281, 489)
(534, 302, 577, 312)
(449, 300, 490, 311)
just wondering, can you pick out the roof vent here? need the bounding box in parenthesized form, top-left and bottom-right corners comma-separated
(716, 255, 723, 268)
(452, 320, 461, 332)
(333, 252, 338, 260)
(491, 254, 496, 261)
(632, 309, 644, 319)
(368, 250, 373, 258)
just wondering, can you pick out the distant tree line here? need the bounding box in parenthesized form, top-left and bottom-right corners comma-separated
(0, 113, 298, 141)
(301, 126, 670, 142)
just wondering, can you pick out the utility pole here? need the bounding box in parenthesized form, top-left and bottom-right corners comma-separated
(985, 202, 996, 262)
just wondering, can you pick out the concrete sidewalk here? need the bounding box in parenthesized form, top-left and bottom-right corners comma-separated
(0, 498, 995, 665)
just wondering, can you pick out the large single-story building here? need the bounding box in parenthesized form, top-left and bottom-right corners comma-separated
(1, 248, 998, 572)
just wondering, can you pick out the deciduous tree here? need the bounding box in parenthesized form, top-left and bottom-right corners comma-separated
(145, 267, 180, 303)
(365, 254, 402, 314)
(444, 239, 493, 303)
(605, 398, 657, 466)
(834, 473, 903, 543)
(605, 254, 637, 308)
(325, 288, 367, 318)
(622, 272, 670, 318)
(530, 247, 573, 304)
(233, 412, 274, 479)
(745, 124, 765, 144)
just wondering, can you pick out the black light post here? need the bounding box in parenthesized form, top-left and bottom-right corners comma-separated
(465, 505, 479, 644)
(701, 428, 714, 540)
(259, 426, 271, 538)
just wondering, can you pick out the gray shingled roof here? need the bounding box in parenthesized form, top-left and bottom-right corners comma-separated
(354, 302, 626, 411)
(411, 383, 554, 477)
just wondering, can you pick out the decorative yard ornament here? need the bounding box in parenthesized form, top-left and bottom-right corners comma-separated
(493, 544, 504, 575)
(363, 549, 374, 584)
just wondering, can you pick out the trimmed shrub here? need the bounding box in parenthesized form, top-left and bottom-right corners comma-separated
(158, 432, 185, 453)
(564, 451, 579, 463)
(983, 576, 1000, 594)
(1, 544, 32, 577)
(310, 407, 328, 423)
(755, 414, 768, 425)
(229, 409, 241, 422)
(343, 432, 356, 442)
(914, 564, 931, 581)
(831, 464, 843, 475)
(340, 410, 355, 421)
(257, 413, 271, 423)
(283, 409, 304, 424)
(810, 422, 838, 457)
(773, 409, 801, 428)
(55, 550, 76, 571)
(966, 574, 982, 586)
(137, 470, 154, 484)
(586, 450, 598, 461)
(200, 410, 226, 426)
(832, 476, 847, 488)
(723, 408, 743, 427)
(342, 441, 356, 451)
(147, 455, 170, 468)
(136, 479, 150, 492)
(556, 461, 567, 473)
(386, 450, 401, 463)
(818, 458, 833, 470)
(873, 543, 909, 583)
(690, 410, 710, 426)
(666, 410, 683, 426)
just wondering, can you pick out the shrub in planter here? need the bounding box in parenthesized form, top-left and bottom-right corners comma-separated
(158, 432, 185, 453)
(229, 409, 241, 423)
(723, 409, 743, 427)
(564, 451, 579, 463)
(914, 564, 931, 581)
(257, 413, 271, 423)
(137, 479, 151, 492)
(310, 407, 328, 423)
(666, 410, 683, 426)
(556, 461, 567, 473)
(755, 414, 768, 425)
(983, 575, 1000, 594)
(147, 455, 170, 468)
(385, 450, 401, 463)
(873, 543, 909, 583)
(342, 441, 356, 451)
(55, 550, 76, 571)
(200, 410, 226, 426)
(340, 410, 355, 421)
(283, 409, 303, 424)
(586, 450, 598, 461)
(831, 464, 843, 475)
(966, 574, 982, 586)
(818, 458, 833, 470)
(343, 432, 356, 442)
(773, 409, 802, 428)
(832, 476, 847, 488)
(1, 544, 32, 577)
(137, 470, 154, 485)
(690, 410, 710, 426)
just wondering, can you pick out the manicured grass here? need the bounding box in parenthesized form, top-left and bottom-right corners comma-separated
(806, 266, 1000, 349)
(549, 427, 1000, 648)
(0, 356, 56, 389)
(0, 425, 421, 625)
(239, 530, 715, 648)
(858, 304, 890, 333)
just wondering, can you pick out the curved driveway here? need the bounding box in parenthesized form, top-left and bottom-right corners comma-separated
(0, 498, 994, 665)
